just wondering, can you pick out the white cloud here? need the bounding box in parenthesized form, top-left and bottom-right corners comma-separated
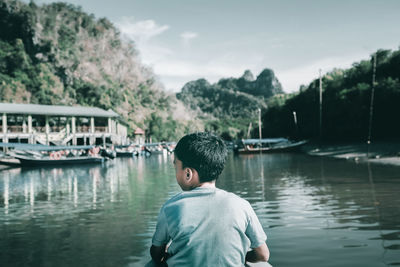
(115, 17, 174, 66)
(180, 31, 198, 46)
(154, 60, 240, 77)
(154, 59, 252, 91)
(116, 17, 169, 42)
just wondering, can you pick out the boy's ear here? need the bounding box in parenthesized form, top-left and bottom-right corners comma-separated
(185, 168, 192, 180)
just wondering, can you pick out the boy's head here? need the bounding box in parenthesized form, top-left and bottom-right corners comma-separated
(174, 132, 227, 184)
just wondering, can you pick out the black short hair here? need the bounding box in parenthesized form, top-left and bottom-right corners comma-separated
(174, 132, 227, 183)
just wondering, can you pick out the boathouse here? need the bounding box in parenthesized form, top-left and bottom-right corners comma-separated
(134, 127, 145, 144)
(0, 103, 127, 146)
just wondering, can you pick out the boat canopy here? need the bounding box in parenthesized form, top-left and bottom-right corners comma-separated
(114, 142, 176, 148)
(0, 142, 95, 151)
(241, 138, 288, 145)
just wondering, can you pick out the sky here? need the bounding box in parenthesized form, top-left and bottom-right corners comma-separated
(31, 0, 400, 93)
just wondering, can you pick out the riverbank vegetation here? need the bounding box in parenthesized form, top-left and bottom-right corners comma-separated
(259, 49, 400, 142)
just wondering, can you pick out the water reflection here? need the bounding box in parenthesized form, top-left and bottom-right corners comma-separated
(1, 153, 400, 266)
(0, 155, 178, 266)
(218, 153, 400, 267)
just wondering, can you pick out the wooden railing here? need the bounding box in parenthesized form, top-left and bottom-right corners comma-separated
(76, 126, 90, 133)
(7, 126, 24, 133)
(95, 126, 108, 133)
(1, 126, 109, 133)
(33, 126, 45, 133)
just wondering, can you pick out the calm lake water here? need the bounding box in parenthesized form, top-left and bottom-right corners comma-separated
(1, 153, 400, 266)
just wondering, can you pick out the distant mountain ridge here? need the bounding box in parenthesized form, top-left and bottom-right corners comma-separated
(176, 69, 284, 138)
(217, 68, 284, 99)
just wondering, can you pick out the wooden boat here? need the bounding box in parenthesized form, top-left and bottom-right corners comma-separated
(114, 144, 139, 157)
(114, 142, 175, 157)
(234, 138, 308, 154)
(0, 142, 104, 166)
(100, 148, 117, 159)
(116, 150, 138, 157)
(143, 142, 175, 155)
(10, 153, 104, 166)
(0, 154, 21, 166)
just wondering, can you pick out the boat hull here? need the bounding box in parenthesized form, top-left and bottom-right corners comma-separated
(116, 151, 138, 157)
(13, 155, 104, 166)
(236, 140, 308, 154)
(0, 157, 21, 166)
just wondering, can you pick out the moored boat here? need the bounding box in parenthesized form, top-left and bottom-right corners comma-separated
(234, 138, 308, 154)
(0, 153, 21, 166)
(114, 144, 139, 157)
(116, 150, 139, 157)
(10, 153, 103, 166)
(0, 142, 105, 166)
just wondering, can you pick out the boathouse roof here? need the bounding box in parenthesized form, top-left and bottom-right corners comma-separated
(134, 127, 145, 135)
(0, 103, 119, 118)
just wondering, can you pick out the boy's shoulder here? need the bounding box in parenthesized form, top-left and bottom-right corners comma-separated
(161, 191, 184, 208)
(162, 187, 251, 209)
(215, 188, 253, 208)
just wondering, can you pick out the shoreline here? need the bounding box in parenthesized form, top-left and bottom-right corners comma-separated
(302, 141, 400, 166)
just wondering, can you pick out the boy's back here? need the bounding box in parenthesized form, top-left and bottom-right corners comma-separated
(150, 132, 269, 266)
(153, 187, 266, 267)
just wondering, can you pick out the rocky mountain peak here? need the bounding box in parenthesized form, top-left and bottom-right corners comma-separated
(241, 69, 254, 81)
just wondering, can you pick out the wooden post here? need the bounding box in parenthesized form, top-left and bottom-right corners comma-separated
(108, 118, 112, 133)
(22, 117, 27, 133)
(45, 116, 50, 145)
(293, 111, 298, 138)
(247, 122, 252, 139)
(71, 117, 76, 134)
(319, 69, 323, 146)
(367, 53, 377, 158)
(2, 113, 7, 145)
(90, 117, 95, 134)
(72, 116, 76, 146)
(28, 115, 32, 133)
(28, 115, 32, 144)
(258, 108, 262, 151)
(2, 113, 7, 134)
(90, 117, 95, 145)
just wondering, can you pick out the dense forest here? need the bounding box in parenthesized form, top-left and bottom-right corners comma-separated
(0, 0, 203, 141)
(259, 49, 400, 142)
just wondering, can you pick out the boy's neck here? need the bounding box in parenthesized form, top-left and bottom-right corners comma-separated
(197, 181, 216, 189)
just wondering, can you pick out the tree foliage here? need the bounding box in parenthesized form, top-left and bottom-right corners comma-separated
(0, 0, 197, 142)
(261, 49, 400, 142)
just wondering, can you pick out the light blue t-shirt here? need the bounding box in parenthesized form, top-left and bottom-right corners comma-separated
(152, 187, 267, 267)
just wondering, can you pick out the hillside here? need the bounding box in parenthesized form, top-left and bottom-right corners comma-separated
(0, 0, 203, 141)
(176, 69, 284, 139)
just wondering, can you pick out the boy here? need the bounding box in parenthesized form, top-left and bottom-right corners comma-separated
(150, 132, 270, 266)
